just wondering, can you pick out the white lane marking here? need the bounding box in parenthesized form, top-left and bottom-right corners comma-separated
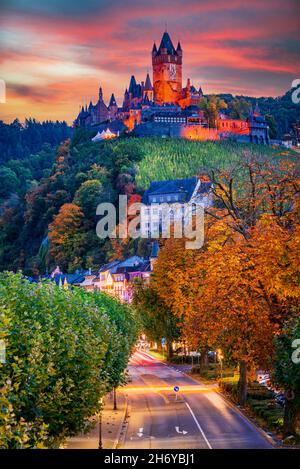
(175, 426, 188, 435)
(185, 402, 212, 449)
(137, 427, 144, 437)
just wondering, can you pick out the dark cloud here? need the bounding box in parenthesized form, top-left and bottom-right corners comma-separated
(9, 83, 59, 102)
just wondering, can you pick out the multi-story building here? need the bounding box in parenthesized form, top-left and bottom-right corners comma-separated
(78, 251, 158, 303)
(141, 177, 213, 238)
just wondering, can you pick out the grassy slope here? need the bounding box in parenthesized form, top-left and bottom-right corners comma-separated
(134, 138, 295, 189)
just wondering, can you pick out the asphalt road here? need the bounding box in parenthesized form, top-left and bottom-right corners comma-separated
(119, 350, 273, 449)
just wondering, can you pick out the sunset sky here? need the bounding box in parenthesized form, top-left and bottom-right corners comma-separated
(0, 0, 299, 124)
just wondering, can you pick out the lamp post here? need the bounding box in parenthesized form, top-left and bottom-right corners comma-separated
(98, 397, 103, 450)
(217, 349, 224, 380)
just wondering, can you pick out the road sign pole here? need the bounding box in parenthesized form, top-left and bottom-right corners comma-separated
(174, 385, 180, 401)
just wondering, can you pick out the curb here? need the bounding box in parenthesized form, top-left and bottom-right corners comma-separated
(215, 389, 279, 448)
(142, 351, 277, 448)
(112, 393, 129, 449)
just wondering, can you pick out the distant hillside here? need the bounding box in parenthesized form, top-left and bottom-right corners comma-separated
(0, 118, 71, 163)
(0, 131, 296, 275)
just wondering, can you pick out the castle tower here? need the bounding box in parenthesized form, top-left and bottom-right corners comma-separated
(94, 85, 109, 124)
(108, 93, 118, 118)
(152, 31, 183, 105)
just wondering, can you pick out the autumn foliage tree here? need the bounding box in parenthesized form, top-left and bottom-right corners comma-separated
(140, 153, 300, 419)
(48, 203, 85, 271)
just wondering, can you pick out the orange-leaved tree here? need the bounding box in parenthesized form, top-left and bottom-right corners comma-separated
(48, 203, 85, 272)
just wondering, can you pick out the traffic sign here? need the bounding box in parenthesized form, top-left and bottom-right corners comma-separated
(161, 338, 166, 346)
(174, 385, 180, 392)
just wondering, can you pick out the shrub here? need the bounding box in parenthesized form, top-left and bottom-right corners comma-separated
(247, 399, 284, 431)
(191, 363, 235, 380)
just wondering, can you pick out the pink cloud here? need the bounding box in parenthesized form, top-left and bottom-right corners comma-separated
(0, 0, 299, 122)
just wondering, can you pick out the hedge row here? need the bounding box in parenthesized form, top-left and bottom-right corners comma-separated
(0, 272, 138, 448)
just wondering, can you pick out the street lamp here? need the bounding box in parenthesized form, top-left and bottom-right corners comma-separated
(98, 397, 103, 450)
(217, 349, 224, 380)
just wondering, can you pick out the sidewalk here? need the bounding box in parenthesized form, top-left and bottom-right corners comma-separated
(65, 391, 127, 449)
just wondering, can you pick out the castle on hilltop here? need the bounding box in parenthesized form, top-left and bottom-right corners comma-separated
(74, 30, 269, 145)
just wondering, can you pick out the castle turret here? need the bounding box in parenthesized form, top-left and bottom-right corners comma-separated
(176, 41, 182, 57)
(128, 75, 137, 98)
(152, 42, 157, 58)
(108, 93, 118, 118)
(253, 101, 261, 117)
(123, 88, 130, 110)
(143, 72, 153, 102)
(94, 85, 109, 124)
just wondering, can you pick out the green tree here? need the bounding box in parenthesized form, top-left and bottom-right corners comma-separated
(0, 167, 19, 197)
(229, 98, 251, 120)
(74, 179, 104, 217)
(0, 272, 137, 448)
(48, 203, 85, 271)
(265, 114, 278, 139)
(92, 292, 138, 409)
(133, 281, 180, 359)
(273, 317, 300, 437)
(199, 95, 227, 128)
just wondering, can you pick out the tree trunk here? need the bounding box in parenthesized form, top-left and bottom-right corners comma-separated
(200, 347, 209, 366)
(283, 390, 299, 436)
(238, 360, 247, 406)
(167, 341, 173, 360)
(113, 387, 117, 411)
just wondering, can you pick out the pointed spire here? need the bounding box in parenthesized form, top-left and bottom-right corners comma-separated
(176, 41, 182, 52)
(158, 31, 175, 55)
(99, 86, 103, 101)
(253, 101, 261, 116)
(109, 93, 117, 107)
(128, 75, 137, 95)
(152, 42, 157, 54)
(248, 103, 254, 119)
(144, 72, 153, 91)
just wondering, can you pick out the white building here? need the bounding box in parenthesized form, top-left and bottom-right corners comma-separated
(140, 177, 213, 238)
